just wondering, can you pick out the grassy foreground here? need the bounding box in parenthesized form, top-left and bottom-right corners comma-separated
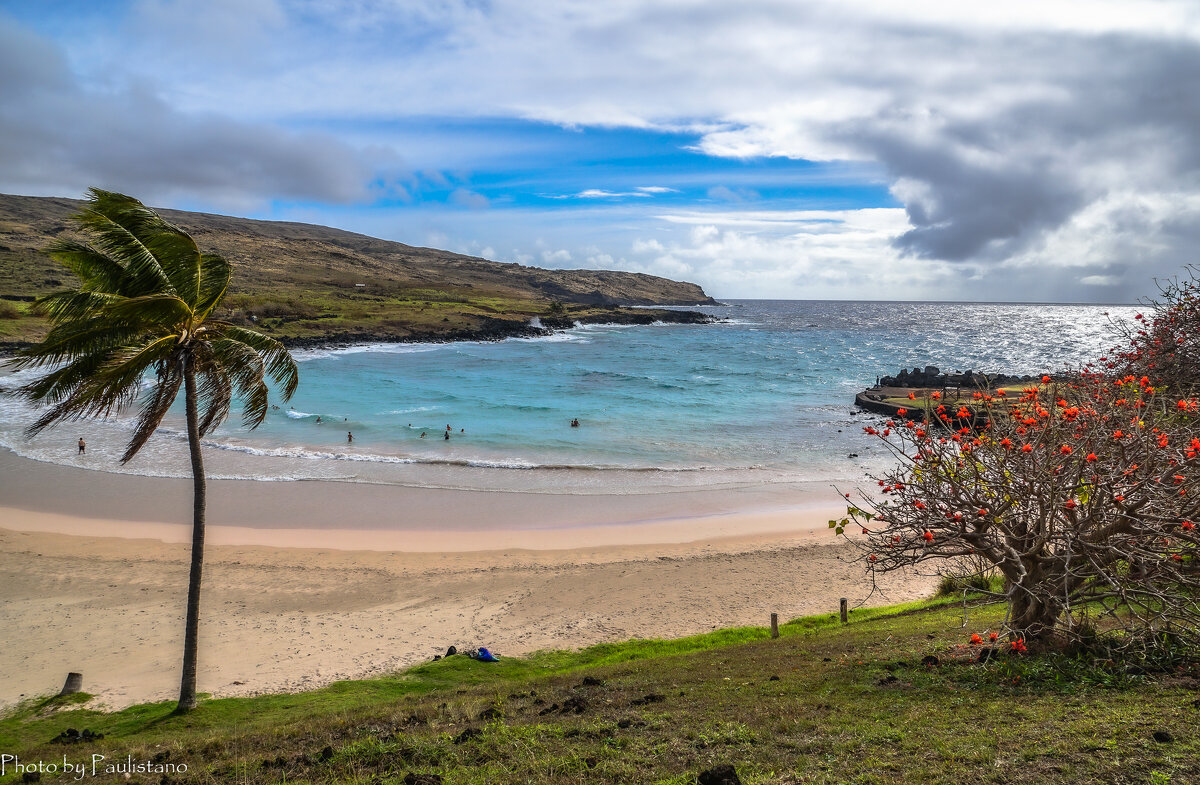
(2, 597, 1196, 785)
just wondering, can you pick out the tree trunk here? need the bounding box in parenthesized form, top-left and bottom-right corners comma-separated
(176, 355, 206, 712)
(1010, 586, 1060, 643)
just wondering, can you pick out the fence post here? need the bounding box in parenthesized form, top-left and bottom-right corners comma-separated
(59, 672, 82, 696)
(770, 613, 779, 639)
(840, 598, 848, 623)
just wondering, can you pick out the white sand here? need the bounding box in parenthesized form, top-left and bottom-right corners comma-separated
(0, 450, 935, 709)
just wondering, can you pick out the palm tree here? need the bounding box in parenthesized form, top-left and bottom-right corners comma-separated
(13, 188, 298, 712)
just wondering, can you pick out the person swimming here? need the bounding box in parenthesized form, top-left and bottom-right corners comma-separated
(570, 418, 580, 427)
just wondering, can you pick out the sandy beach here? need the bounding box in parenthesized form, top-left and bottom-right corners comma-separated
(0, 448, 936, 710)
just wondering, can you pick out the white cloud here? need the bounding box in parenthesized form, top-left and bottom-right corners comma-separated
(575, 189, 653, 199)
(7, 1, 1200, 299)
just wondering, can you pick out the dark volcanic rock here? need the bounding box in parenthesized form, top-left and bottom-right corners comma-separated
(698, 764, 743, 785)
(560, 696, 589, 714)
(453, 728, 483, 745)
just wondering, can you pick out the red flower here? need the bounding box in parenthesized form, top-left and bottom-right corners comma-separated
(1042, 375, 1051, 383)
(868, 554, 877, 562)
(897, 408, 908, 416)
(1064, 499, 1077, 510)
(969, 634, 983, 645)
(977, 508, 988, 516)
(913, 501, 926, 510)
(1059, 444, 1073, 455)
(1181, 520, 1195, 531)
(1022, 444, 1033, 453)
(908, 392, 916, 400)
(861, 527, 870, 534)
(1086, 453, 1098, 463)
(922, 531, 934, 542)
(1011, 639, 1027, 653)
(988, 632, 999, 642)
(999, 438, 1013, 449)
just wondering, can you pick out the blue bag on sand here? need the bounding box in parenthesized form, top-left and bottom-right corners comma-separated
(477, 647, 500, 662)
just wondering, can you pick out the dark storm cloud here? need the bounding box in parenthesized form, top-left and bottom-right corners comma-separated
(833, 31, 1200, 266)
(0, 19, 376, 207)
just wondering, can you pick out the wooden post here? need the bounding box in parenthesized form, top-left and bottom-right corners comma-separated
(770, 613, 779, 639)
(59, 672, 82, 696)
(839, 598, 848, 623)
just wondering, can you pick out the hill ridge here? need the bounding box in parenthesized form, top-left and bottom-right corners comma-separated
(0, 193, 718, 346)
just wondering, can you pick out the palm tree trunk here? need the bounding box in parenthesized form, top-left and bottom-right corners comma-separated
(177, 354, 206, 712)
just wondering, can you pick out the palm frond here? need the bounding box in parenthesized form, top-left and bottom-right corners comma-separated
(34, 290, 122, 323)
(210, 324, 299, 401)
(103, 293, 193, 328)
(193, 254, 232, 322)
(24, 367, 144, 435)
(14, 318, 149, 371)
(142, 228, 202, 305)
(121, 364, 184, 464)
(189, 342, 234, 436)
(77, 189, 178, 297)
(44, 240, 128, 293)
(205, 337, 270, 429)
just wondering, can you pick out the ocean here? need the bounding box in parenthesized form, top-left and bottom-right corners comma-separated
(0, 300, 1137, 496)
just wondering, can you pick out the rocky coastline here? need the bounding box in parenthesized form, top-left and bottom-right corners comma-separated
(233, 308, 715, 352)
(0, 307, 716, 356)
(855, 364, 1050, 419)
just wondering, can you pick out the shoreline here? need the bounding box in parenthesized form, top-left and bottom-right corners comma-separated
(0, 447, 845, 546)
(0, 449, 935, 710)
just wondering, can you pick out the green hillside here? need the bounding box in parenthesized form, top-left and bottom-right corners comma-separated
(0, 194, 718, 347)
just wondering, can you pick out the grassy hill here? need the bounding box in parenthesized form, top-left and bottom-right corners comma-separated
(2, 596, 1195, 784)
(0, 194, 718, 347)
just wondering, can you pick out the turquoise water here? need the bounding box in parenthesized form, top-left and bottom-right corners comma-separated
(0, 300, 1136, 493)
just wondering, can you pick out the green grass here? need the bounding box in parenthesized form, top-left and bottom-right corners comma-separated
(3, 594, 1195, 784)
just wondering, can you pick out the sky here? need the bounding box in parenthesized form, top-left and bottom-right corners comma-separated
(2, 1, 1198, 302)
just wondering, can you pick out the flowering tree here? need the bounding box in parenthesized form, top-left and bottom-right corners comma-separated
(839, 373, 1200, 652)
(1109, 266, 1200, 396)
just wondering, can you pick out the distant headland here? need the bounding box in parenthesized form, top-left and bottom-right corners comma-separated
(0, 193, 718, 351)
